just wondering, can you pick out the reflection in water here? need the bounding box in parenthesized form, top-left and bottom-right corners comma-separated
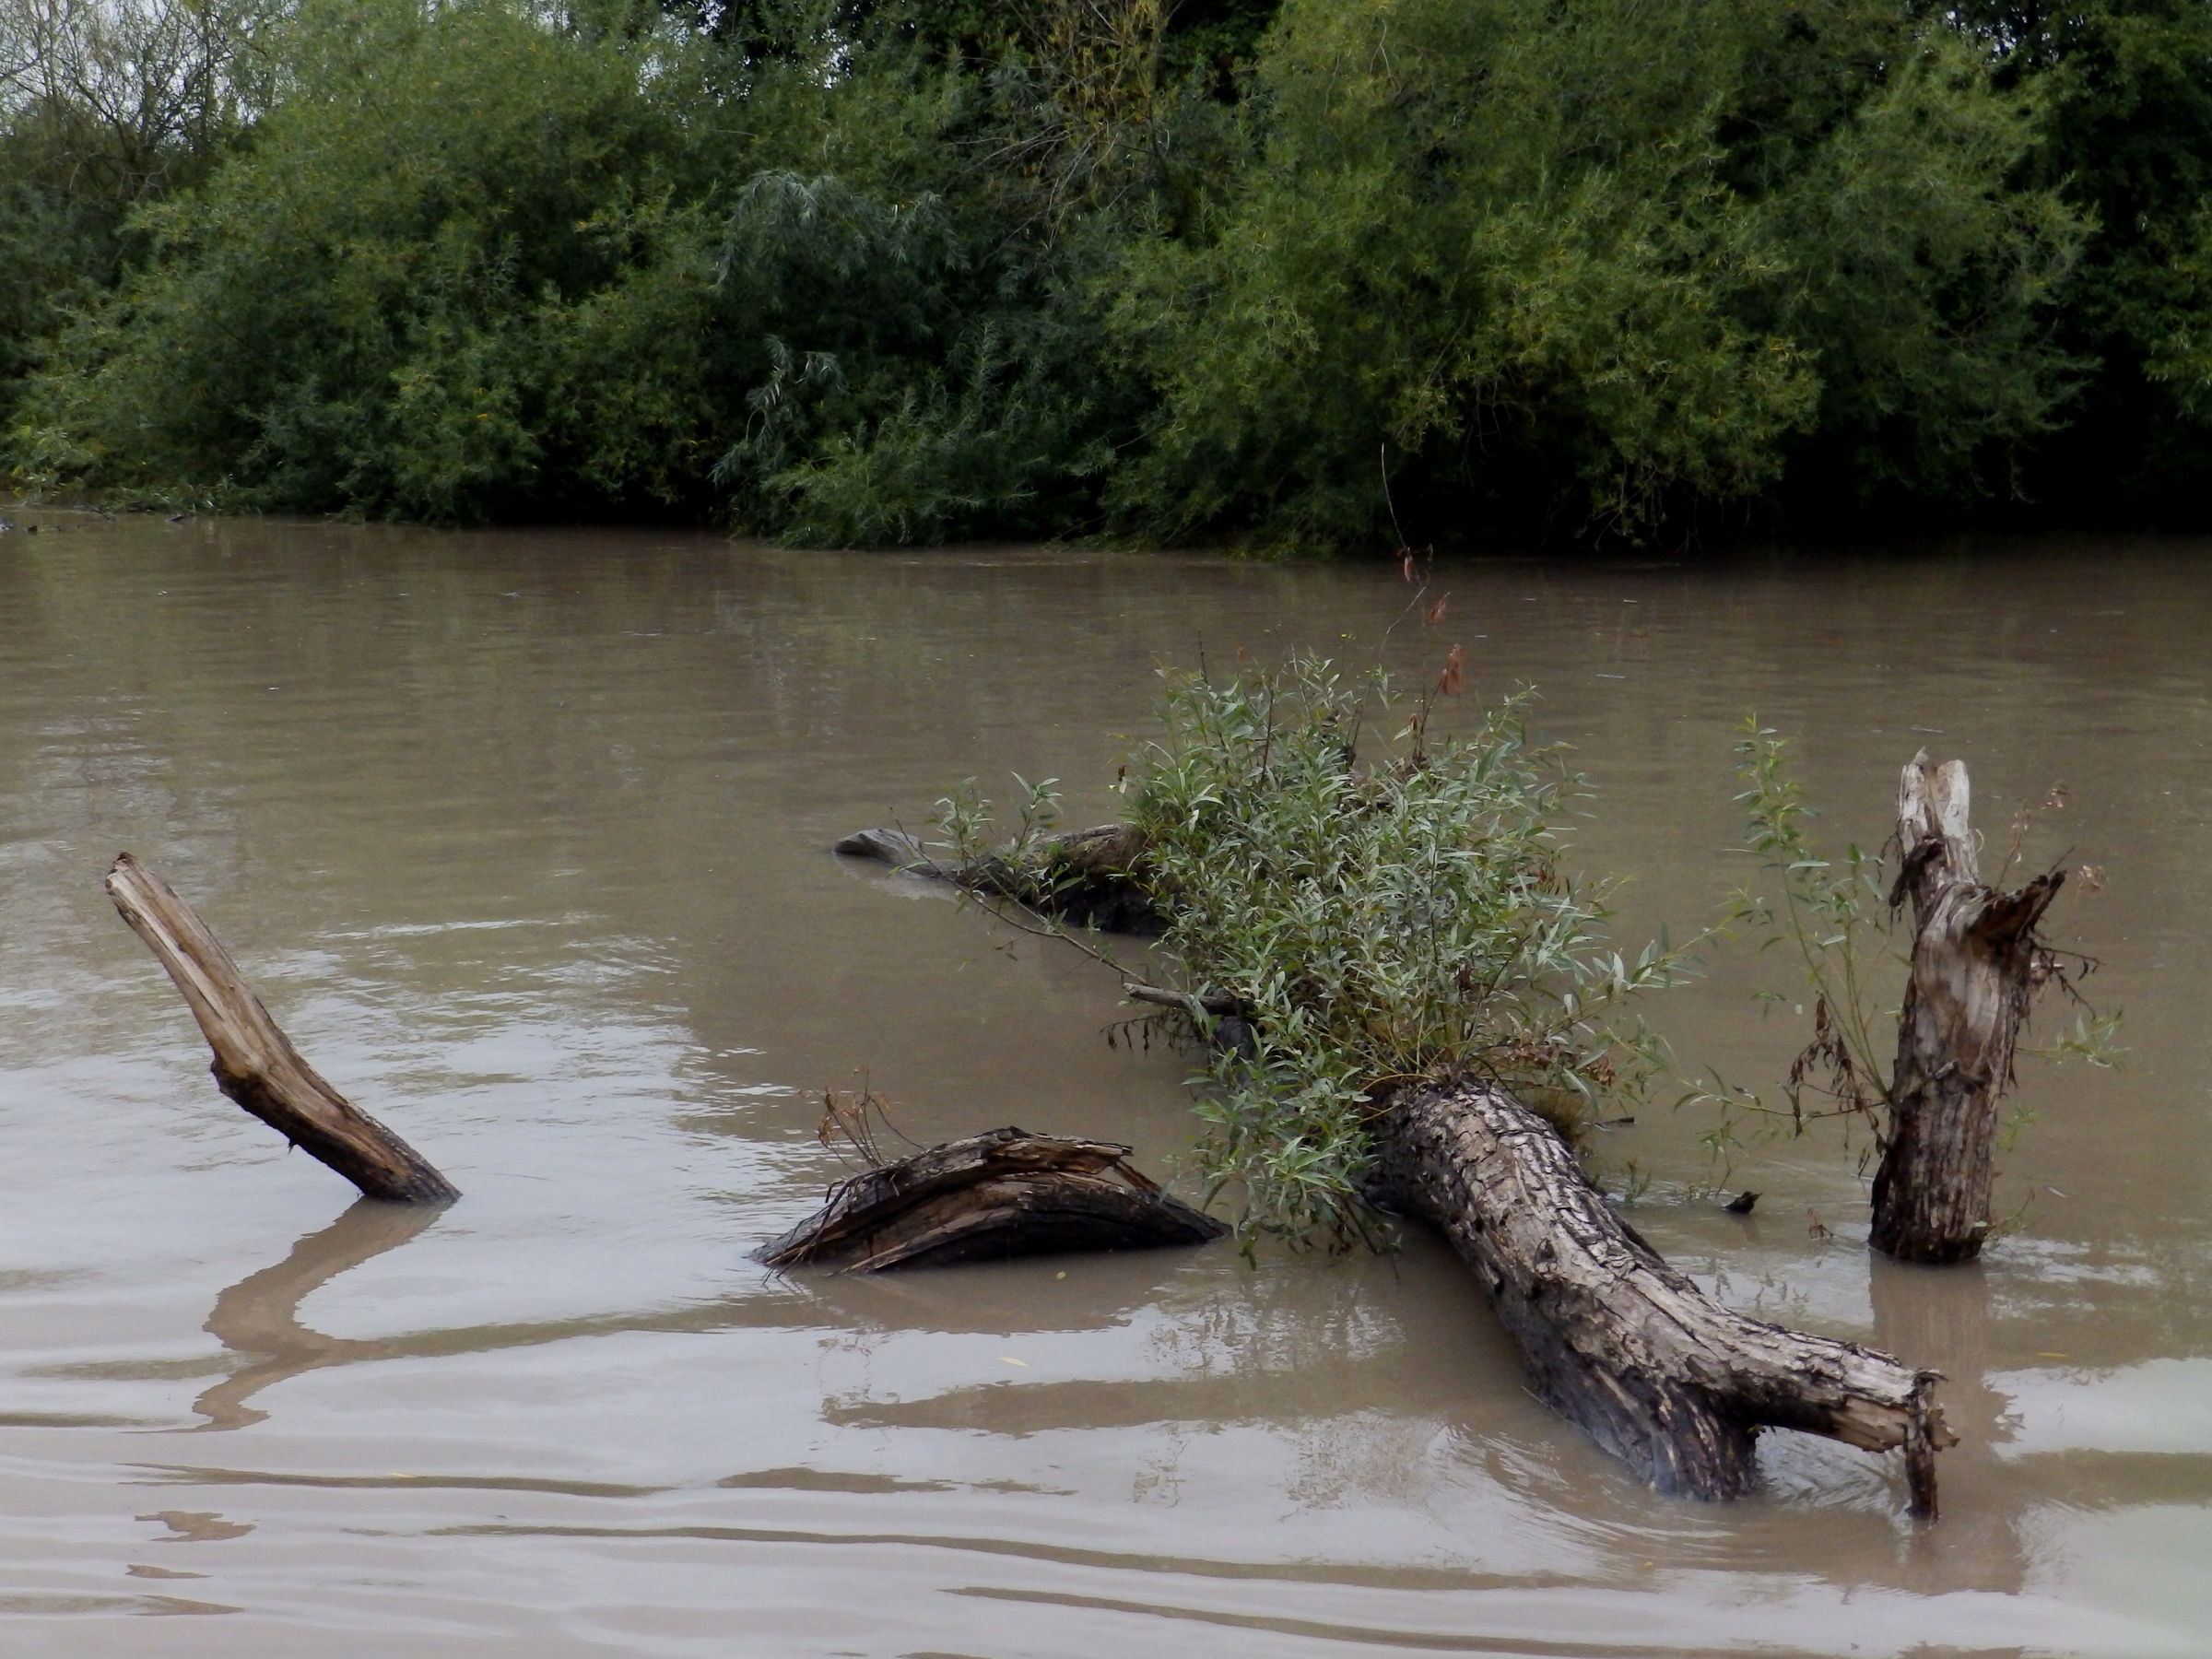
(184, 1207, 1206, 1439)
(784, 1243, 1211, 1337)
(944, 1584, 1860, 1659)
(191, 1200, 441, 1430)
(0, 1592, 242, 1617)
(1870, 1256, 2026, 1596)
(134, 1509, 253, 1542)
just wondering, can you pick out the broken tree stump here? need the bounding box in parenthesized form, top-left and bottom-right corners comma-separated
(833, 823, 1161, 934)
(1871, 755, 2064, 1265)
(105, 853, 460, 1205)
(1370, 1079, 1952, 1513)
(758, 1126, 1225, 1272)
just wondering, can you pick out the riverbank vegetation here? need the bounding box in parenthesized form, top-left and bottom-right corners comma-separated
(6, 0, 2212, 548)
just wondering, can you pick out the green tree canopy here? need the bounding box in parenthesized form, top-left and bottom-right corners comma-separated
(8, 0, 2212, 547)
(1104, 0, 2084, 547)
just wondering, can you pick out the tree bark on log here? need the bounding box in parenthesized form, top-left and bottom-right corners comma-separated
(1871, 756, 2063, 1265)
(1370, 1080, 1951, 1512)
(105, 853, 460, 1205)
(759, 1127, 1224, 1272)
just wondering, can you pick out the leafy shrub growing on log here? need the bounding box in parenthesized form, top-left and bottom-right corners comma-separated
(1117, 660, 1690, 1246)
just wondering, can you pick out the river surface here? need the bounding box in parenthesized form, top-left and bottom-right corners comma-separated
(0, 514, 2205, 1657)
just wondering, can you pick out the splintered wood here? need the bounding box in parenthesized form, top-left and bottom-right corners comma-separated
(105, 853, 459, 1205)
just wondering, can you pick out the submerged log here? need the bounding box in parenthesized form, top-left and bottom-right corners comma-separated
(1872, 756, 2064, 1265)
(1370, 1080, 1951, 1513)
(759, 1126, 1225, 1272)
(105, 853, 460, 1205)
(830, 826, 940, 872)
(834, 823, 1160, 934)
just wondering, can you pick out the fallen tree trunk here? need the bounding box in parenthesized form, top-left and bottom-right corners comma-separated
(1872, 756, 2064, 1265)
(105, 853, 460, 1205)
(759, 1126, 1224, 1272)
(841, 814, 1955, 1509)
(1370, 1079, 1951, 1513)
(834, 823, 1160, 934)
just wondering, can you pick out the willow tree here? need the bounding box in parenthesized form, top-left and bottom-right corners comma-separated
(1102, 0, 2085, 547)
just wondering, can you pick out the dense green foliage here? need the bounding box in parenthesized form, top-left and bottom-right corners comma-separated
(6, 0, 2212, 544)
(1949, 0, 2212, 518)
(927, 658, 1688, 1244)
(1122, 663, 1684, 1244)
(1109, 0, 2082, 542)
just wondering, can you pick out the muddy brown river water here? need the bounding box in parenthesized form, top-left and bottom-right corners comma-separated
(0, 515, 2206, 1656)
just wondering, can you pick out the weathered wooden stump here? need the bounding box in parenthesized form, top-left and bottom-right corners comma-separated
(759, 1127, 1224, 1272)
(105, 853, 460, 1205)
(1371, 1080, 1951, 1512)
(1872, 756, 2063, 1265)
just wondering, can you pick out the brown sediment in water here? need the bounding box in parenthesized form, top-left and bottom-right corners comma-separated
(0, 519, 2196, 1655)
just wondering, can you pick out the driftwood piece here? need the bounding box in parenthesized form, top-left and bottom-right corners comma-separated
(759, 1126, 1225, 1272)
(105, 853, 460, 1205)
(1370, 1080, 1951, 1513)
(1871, 756, 2063, 1264)
(834, 823, 1160, 934)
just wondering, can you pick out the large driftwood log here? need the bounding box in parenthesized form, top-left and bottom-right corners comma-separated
(844, 814, 1957, 1506)
(759, 1126, 1224, 1272)
(105, 853, 460, 1205)
(834, 823, 1160, 934)
(1871, 756, 2063, 1264)
(1370, 1080, 1951, 1512)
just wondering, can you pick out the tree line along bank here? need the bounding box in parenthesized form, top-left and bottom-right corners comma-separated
(6, 0, 2212, 551)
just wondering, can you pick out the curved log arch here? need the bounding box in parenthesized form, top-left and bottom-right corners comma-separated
(758, 1127, 1225, 1273)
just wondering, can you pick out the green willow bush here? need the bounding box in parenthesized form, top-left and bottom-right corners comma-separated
(0, 0, 271, 430)
(1119, 661, 1689, 1245)
(5, 0, 1147, 529)
(1103, 0, 2084, 547)
(709, 171, 1129, 546)
(9, 0, 723, 517)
